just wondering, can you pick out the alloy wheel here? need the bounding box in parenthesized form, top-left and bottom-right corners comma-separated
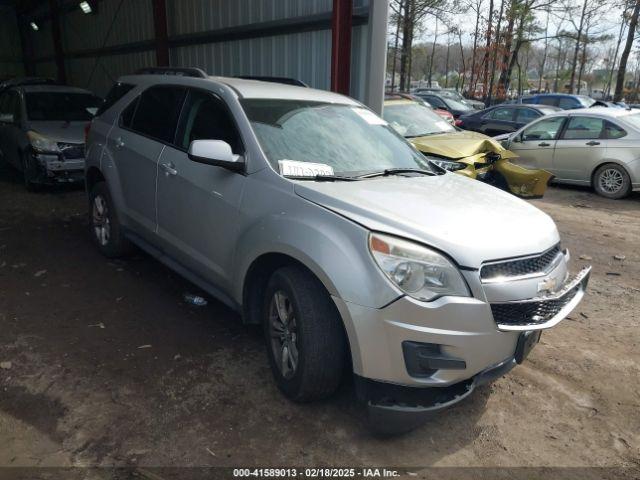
(92, 195, 111, 246)
(268, 290, 299, 379)
(599, 168, 624, 194)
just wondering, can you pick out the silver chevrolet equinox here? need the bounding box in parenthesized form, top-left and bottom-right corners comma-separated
(85, 68, 591, 433)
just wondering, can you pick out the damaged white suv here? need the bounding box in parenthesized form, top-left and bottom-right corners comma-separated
(85, 68, 591, 433)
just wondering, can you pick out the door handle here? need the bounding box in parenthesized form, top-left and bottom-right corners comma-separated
(586, 141, 600, 146)
(114, 137, 125, 149)
(161, 162, 178, 176)
(538, 142, 551, 147)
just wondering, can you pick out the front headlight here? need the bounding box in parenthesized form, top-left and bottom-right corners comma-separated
(369, 233, 469, 301)
(425, 157, 467, 172)
(27, 131, 60, 153)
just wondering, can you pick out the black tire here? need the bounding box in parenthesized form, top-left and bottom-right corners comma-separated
(263, 265, 347, 402)
(88, 182, 133, 258)
(593, 163, 632, 199)
(22, 153, 42, 192)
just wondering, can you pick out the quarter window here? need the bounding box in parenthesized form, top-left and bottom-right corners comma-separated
(604, 121, 626, 139)
(562, 117, 604, 140)
(176, 90, 243, 153)
(522, 116, 565, 141)
(129, 86, 187, 143)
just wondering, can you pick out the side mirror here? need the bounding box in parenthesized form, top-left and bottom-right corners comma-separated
(188, 140, 244, 173)
(0, 113, 14, 124)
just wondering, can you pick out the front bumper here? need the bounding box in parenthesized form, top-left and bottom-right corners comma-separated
(31, 152, 85, 184)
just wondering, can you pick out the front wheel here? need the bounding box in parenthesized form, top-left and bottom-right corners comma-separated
(593, 164, 631, 199)
(88, 182, 133, 258)
(263, 265, 347, 402)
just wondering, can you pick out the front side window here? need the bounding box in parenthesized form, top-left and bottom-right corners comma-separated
(25, 92, 101, 121)
(487, 108, 514, 121)
(558, 97, 580, 109)
(522, 116, 565, 141)
(97, 82, 135, 117)
(383, 102, 455, 138)
(538, 96, 558, 107)
(129, 86, 186, 143)
(0, 92, 19, 121)
(242, 99, 433, 176)
(177, 90, 243, 153)
(422, 96, 446, 109)
(515, 108, 541, 123)
(562, 117, 604, 140)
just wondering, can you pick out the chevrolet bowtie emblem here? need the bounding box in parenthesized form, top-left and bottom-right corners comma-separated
(537, 276, 558, 294)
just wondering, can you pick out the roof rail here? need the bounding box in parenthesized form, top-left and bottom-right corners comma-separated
(236, 76, 308, 87)
(134, 67, 207, 78)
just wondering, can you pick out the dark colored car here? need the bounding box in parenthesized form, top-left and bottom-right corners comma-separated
(456, 104, 562, 136)
(507, 93, 596, 110)
(414, 87, 485, 110)
(414, 92, 474, 119)
(0, 77, 57, 96)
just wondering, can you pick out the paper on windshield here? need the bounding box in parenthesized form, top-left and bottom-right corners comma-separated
(352, 108, 388, 125)
(434, 120, 451, 130)
(279, 160, 335, 177)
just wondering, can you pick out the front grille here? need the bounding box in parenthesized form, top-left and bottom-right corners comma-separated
(490, 282, 580, 327)
(57, 142, 85, 160)
(480, 245, 561, 281)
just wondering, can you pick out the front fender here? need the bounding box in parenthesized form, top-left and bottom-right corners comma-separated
(495, 160, 553, 198)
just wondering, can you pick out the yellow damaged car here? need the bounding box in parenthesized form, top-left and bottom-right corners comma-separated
(383, 97, 553, 198)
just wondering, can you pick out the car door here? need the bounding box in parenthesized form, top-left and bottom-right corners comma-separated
(480, 106, 517, 135)
(110, 85, 187, 240)
(155, 88, 247, 291)
(552, 115, 607, 181)
(0, 90, 24, 169)
(508, 115, 566, 171)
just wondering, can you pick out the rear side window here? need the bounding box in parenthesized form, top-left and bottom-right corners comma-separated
(487, 107, 513, 121)
(96, 82, 135, 117)
(538, 96, 558, 107)
(522, 116, 565, 141)
(515, 108, 541, 123)
(129, 86, 187, 143)
(562, 117, 604, 140)
(558, 97, 580, 109)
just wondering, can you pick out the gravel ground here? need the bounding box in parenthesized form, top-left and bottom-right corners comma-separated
(0, 162, 638, 479)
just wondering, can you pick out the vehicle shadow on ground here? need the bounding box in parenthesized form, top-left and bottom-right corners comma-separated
(0, 173, 489, 467)
(544, 183, 640, 210)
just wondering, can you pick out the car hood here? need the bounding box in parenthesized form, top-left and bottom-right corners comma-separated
(294, 173, 559, 268)
(410, 131, 517, 161)
(26, 121, 86, 144)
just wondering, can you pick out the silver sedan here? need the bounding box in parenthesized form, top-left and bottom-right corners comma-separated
(497, 108, 640, 199)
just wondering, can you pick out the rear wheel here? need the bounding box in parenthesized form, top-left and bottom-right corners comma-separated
(263, 265, 347, 402)
(89, 182, 133, 258)
(593, 163, 631, 199)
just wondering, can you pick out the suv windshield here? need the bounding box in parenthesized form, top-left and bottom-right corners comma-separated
(242, 99, 434, 177)
(383, 102, 455, 137)
(25, 92, 101, 121)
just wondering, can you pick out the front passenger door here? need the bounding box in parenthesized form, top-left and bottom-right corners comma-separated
(156, 89, 246, 291)
(508, 116, 566, 172)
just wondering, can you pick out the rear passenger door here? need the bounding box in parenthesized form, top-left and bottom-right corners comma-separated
(155, 89, 246, 291)
(110, 85, 186, 240)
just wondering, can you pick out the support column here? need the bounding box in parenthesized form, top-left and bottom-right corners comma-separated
(330, 0, 352, 95)
(17, 13, 35, 76)
(364, 0, 390, 115)
(152, 0, 170, 66)
(49, 0, 66, 84)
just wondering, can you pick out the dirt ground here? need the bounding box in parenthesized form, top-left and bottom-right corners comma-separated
(0, 161, 638, 479)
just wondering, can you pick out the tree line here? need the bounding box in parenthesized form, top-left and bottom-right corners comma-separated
(388, 0, 640, 103)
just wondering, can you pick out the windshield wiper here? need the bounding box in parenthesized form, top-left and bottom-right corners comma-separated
(356, 168, 436, 179)
(284, 174, 359, 182)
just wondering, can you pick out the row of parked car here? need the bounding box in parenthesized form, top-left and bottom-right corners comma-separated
(0, 70, 593, 433)
(397, 89, 640, 199)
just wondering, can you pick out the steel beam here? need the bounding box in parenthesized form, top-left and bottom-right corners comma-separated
(364, 0, 390, 114)
(151, 0, 170, 66)
(48, 0, 66, 84)
(330, 0, 352, 95)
